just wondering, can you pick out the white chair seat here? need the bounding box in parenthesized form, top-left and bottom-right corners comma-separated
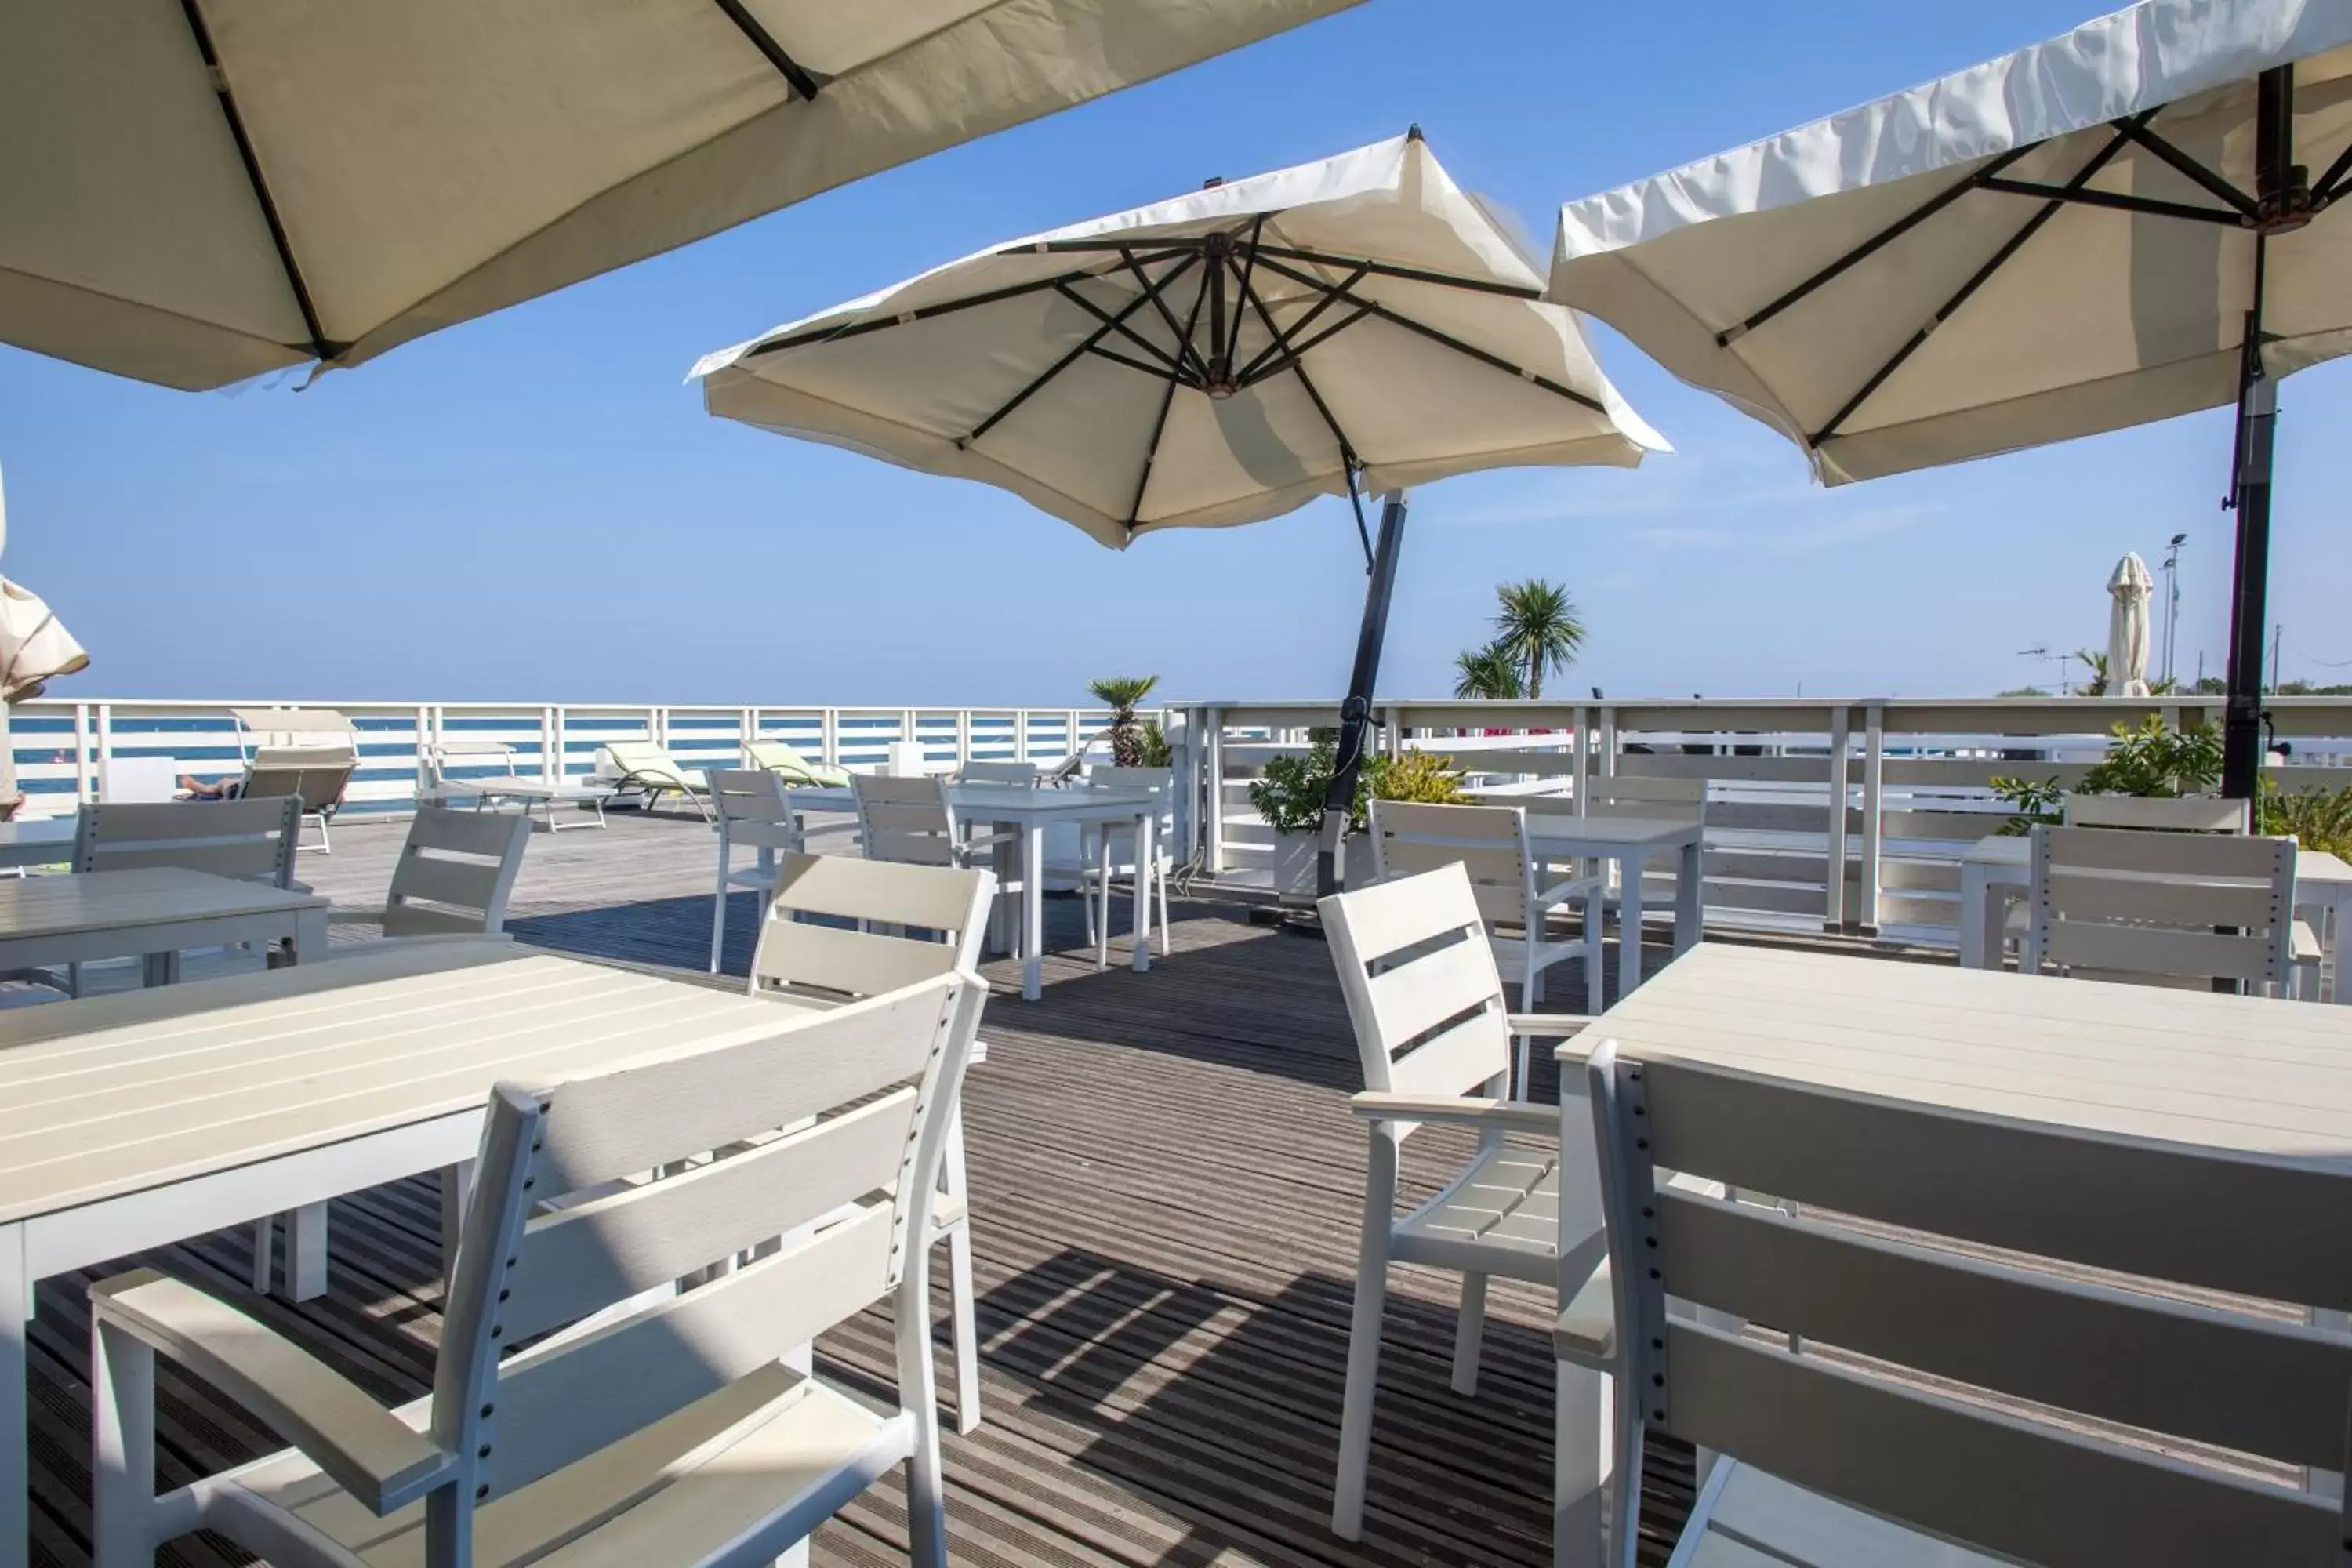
(1394, 1141, 1559, 1281)
(1682, 1462, 2013, 1568)
(216, 1363, 906, 1568)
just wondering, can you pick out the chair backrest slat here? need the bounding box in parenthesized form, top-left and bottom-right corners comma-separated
(1319, 863, 1512, 1098)
(750, 855, 989, 1002)
(708, 768, 804, 856)
(2063, 793, 2249, 833)
(956, 760, 1039, 784)
(2030, 826, 2292, 986)
(381, 807, 530, 939)
(74, 796, 299, 887)
(1587, 1043, 2352, 1568)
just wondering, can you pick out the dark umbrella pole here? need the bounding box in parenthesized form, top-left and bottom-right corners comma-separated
(1316, 492, 1410, 900)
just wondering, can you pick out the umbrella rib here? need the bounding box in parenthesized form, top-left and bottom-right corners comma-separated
(1251, 254, 1606, 414)
(1086, 343, 1196, 383)
(1227, 216, 1267, 368)
(1054, 281, 1188, 373)
(1716, 142, 2040, 347)
(2109, 118, 2259, 216)
(708, 0, 825, 100)
(1235, 264, 1370, 382)
(178, 0, 336, 360)
(2312, 139, 2352, 205)
(1124, 263, 1213, 530)
(742, 249, 1190, 359)
(1236, 303, 1374, 390)
(1975, 178, 2245, 224)
(1120, 246, 1214, 383)
(966, 253, 1201, 447)
(1234, 257, 1363, 480)
(1810, 115, 2151, 448)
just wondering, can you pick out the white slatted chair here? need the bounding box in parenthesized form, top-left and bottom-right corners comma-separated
(62, 797, 303, 994)
(1319, 864, 1597, 1542)
(1581, 1039, 2352, 1568)
(1368, 799, 1603, 1093)
(92, 969, 985, 1568)
(746, 853, 994, 1434)
(2024, 824, 2319, 996)
(254, 807, 534, 1294)
(1078, 765, 1174, 967)
(853, 772, 1012, 869)
(707, 768, 805, 973)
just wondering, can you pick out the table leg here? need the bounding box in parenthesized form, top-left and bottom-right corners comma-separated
(2330, 894, 2350, 1006)
(1959, 865, 1991, 970)
(1673, 839, 1703, 956)
(292, 907, 328, 964)
(1618, 853, 1646, 997)
(1022, 822, 1044, 1002)
(285, 1203, 329, 1302)
(1130, 812, 1153, 975)
(989, 833, 1017, 958)
(0, 1223, 24, 1568)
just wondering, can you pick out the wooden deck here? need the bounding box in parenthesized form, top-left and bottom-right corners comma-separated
(20, 806, 1697, 1568)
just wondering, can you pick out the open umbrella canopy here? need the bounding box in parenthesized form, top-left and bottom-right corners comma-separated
(694, 130, 1668, 550)
(0, 0, 1355, 392)
(1548, 0, 2352, 486)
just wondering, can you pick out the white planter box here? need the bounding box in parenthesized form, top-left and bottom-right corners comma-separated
(1269, 830, 1377, 899)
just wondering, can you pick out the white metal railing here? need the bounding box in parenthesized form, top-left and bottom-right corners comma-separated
(11, 699, 1135, 819)
(1174, 695, 2352, 949)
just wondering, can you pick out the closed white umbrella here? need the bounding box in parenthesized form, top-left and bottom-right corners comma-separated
(1548, 0, 2352, 794)
(2108, 551, 2156, 696)
(696, 130, 1666, 888)
(0, 0, 1355, 391)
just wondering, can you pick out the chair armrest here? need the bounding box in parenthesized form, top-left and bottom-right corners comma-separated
(1553, 1258, 1615, 1370)
(1349, 1091, 1556, 1136)
(1535, 875, 1604, 909)
(92, 1270, 452, 1513)
(1508, 1013, 1596, 1042)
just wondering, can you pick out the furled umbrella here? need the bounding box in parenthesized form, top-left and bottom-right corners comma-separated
(694, 129, 1668, 893)
(0, 0, 1356, 391)
(2109, 551, 2157, 698)
(1548, 0, 2352, 797)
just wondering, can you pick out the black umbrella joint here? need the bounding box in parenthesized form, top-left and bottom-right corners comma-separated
(1713, 64, 2328, 799)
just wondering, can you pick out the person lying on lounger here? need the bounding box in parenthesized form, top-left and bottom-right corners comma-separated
(177, 774, 246, 800)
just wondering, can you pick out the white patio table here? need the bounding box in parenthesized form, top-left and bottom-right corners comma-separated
(0, 821, 73, 872)
(786, 782, 1159, 1001)
(1959, 832, 2352, 998)
(0, 938, 858, 1568)
(1548, 942, 2352, 1566)
(0, 866, 328, 985)
(1522, 812, 1705, 996)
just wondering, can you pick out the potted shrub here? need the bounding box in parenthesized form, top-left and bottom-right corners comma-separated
(1246, 732, 1465, 898)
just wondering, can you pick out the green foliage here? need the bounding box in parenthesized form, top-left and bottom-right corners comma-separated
(2259, 782, 2352, 858)
(2071, 648, 2108, 697)
(1087, 674, 1160, 768)
(1137, 720, 1173, 769)
(1490, 579, 1584, 700)
(1988, 716, 2224, 834)
(1245, 731, 1464, 835)
(1453, 641, 1526, 700)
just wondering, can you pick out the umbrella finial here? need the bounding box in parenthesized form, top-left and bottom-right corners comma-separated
(1406, 123, 1423, 143)
(1202, 176, 1224, 190)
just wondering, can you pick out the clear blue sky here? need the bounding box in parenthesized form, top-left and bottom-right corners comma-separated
(3, 0, 2347, 707)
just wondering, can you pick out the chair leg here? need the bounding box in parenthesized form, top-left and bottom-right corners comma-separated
(708, 884, 728, 975)
(91, 1320, 159, 1568)
(942, 1112, 982, 1436)
(1452, 1272, 1488, 1396)
(1157, 857, 1172, 956)
(250, 1218, 273, 1294)
(898, 1267, 949, 1568)
(1585, 891, 1606, 1015)
(1554, 1358, 1615, 1568)
(1333, 1131, 1399, 1541)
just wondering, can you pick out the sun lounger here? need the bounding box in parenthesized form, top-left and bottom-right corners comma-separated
(589, 739, 713, 821)
(428, 741, 615, 831)
(743, 736, 852, 788)
(231, 709, 358, 852)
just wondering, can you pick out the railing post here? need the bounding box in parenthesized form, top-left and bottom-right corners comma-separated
(956, 709, 971, 767)
(1824, 706, 1850, 933)
(1068, 709, 1083, 762)
(1596, 706, 1617, 797)
(1204, 706, 1226, 877)
(1571, 704, 1589, 811)
(740, 706, 756, 767)
(821, 708, 839, 768)
(1860, 703, 1885, 934)
(1014, 709, 1029, 765)
(92, 702, 114, 804)
(72, 702, 92, 804)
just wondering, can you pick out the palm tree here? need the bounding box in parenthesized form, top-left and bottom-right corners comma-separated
(2072, 648, 2110, 697)
(1491, 579, 1584, 700)
(1453, 642, 1526, 700)
(1087, 674, 1160, 766)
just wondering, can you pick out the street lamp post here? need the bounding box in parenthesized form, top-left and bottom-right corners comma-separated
(2161, 533, 2187, 685)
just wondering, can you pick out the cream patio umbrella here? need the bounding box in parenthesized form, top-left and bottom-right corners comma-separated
(695, 129, 1668, 893)
(2108, 551, 2157, 697)
(1548, 0, 2352, 797)
(0, 0, 1356, 392)
(0, 463, 89, 819)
